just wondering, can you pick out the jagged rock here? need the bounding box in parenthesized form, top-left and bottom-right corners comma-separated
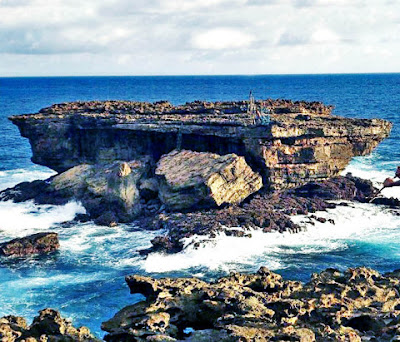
(155, 150, 263, 210)
(102, 267, 400, 341)
(0, 232, 59, 257)
(9, 99, 391, 190)
(49, 159, 150, 221)
(93, 212, 118, 227)
(0, 159, 152, 223)
(0, 308, 98, 341)
(0, 180, 50, 203)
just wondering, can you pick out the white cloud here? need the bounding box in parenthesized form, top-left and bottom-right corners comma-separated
(0, 0, 399, 75)
(192, 28, 254, 50)
(311, 28, 341, 44)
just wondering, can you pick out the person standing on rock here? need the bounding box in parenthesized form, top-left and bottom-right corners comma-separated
(383, 166, 400, 187)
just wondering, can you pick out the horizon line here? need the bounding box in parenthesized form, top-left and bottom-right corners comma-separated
(1, 71, 400, 78)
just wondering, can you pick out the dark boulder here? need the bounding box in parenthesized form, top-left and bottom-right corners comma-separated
(0, 232, 59, 257)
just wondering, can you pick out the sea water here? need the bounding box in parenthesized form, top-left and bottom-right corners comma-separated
(1, 74, 400, 337)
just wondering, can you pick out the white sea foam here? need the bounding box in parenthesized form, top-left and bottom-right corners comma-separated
(143, 202, 400, 273)
(343, 156, 400, 199)
(0, 167, 56, 191)
(0, 200, 85, 239)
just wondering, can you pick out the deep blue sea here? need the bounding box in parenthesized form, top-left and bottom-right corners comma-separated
(1, 74, 400, 337)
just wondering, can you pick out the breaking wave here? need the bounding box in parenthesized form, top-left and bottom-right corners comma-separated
(143, 202, 400, 275)
(0, 167, 56, 191)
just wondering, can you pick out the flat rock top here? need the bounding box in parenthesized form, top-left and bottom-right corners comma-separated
(10, 98, 334, 126)
(36, 99, 334, 116)
(9, 99, 392, 142)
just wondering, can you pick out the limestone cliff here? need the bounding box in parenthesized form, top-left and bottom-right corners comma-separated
(10, 99, 391, 190)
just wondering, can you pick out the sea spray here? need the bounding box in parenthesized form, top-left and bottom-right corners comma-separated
(0, 201, 85, 239)
(143, 202, 400, 274)
(0, 167, 55, 191)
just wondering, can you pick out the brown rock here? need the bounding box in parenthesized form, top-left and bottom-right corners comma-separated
(9, 99, 391, 190)
(156, 150, 263, 210)
(0, 233, 59, 257)
(102, 267, 400, 341)
(0, 308, 98, 341)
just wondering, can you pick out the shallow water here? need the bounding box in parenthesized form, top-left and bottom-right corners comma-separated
(1, 74, 400, 337)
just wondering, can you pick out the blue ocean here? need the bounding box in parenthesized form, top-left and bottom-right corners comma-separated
(1, 74, 400, 337)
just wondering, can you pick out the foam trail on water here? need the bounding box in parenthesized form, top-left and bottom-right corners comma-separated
(0, 167, 56, 191)
(143, 202, 400, 274)
(0, 201, 85, 239)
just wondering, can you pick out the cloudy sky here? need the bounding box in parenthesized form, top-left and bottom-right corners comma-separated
(0, 0, 399, 76)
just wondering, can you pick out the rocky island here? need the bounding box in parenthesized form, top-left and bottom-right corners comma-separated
(0, 98, 393, 251)
(1, 98, 392, 253)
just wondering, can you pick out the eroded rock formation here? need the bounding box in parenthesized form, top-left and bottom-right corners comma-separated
(0, 308, 98, 341)
(102, 267, 400, 341)
(9, 99, 391, 190)
(0, 232, 59, 257)
(2, 99, 393, 245)
(156, 150, 263, 210)
(0, 159, 153, 225)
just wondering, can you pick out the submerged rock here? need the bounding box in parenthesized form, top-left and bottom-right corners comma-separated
(102, 267, 400, 341)
(156, 150, 263, 210)
(0, 232, 59, 257)
(0, 308, 98, 341)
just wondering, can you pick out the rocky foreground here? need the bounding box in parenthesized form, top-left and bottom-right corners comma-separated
(104, 266, 400, 341)
(4, 266, 400, 341)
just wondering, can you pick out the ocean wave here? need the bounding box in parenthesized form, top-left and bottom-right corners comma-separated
(0, 201, 85, 240)
(344, 156, 400, 199)
(143, 202, 400, 274)
(0, 167, 56, 191)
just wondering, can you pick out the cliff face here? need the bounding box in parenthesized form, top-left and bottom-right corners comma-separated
(10, 99, 392, 190)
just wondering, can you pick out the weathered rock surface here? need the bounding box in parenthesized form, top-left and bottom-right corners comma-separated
(139, 174, 378, 254)
(0, 232, 59, 257)
(10, 99, 391, 190)
(50, 159, 151, 223)
(156, 150, 263, 210)
(0, 308, 98, 341)
(102, 267, 400, 341)
(0, 159, 152, 224)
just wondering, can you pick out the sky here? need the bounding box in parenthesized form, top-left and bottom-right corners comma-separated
(0, 0, 399, 76)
